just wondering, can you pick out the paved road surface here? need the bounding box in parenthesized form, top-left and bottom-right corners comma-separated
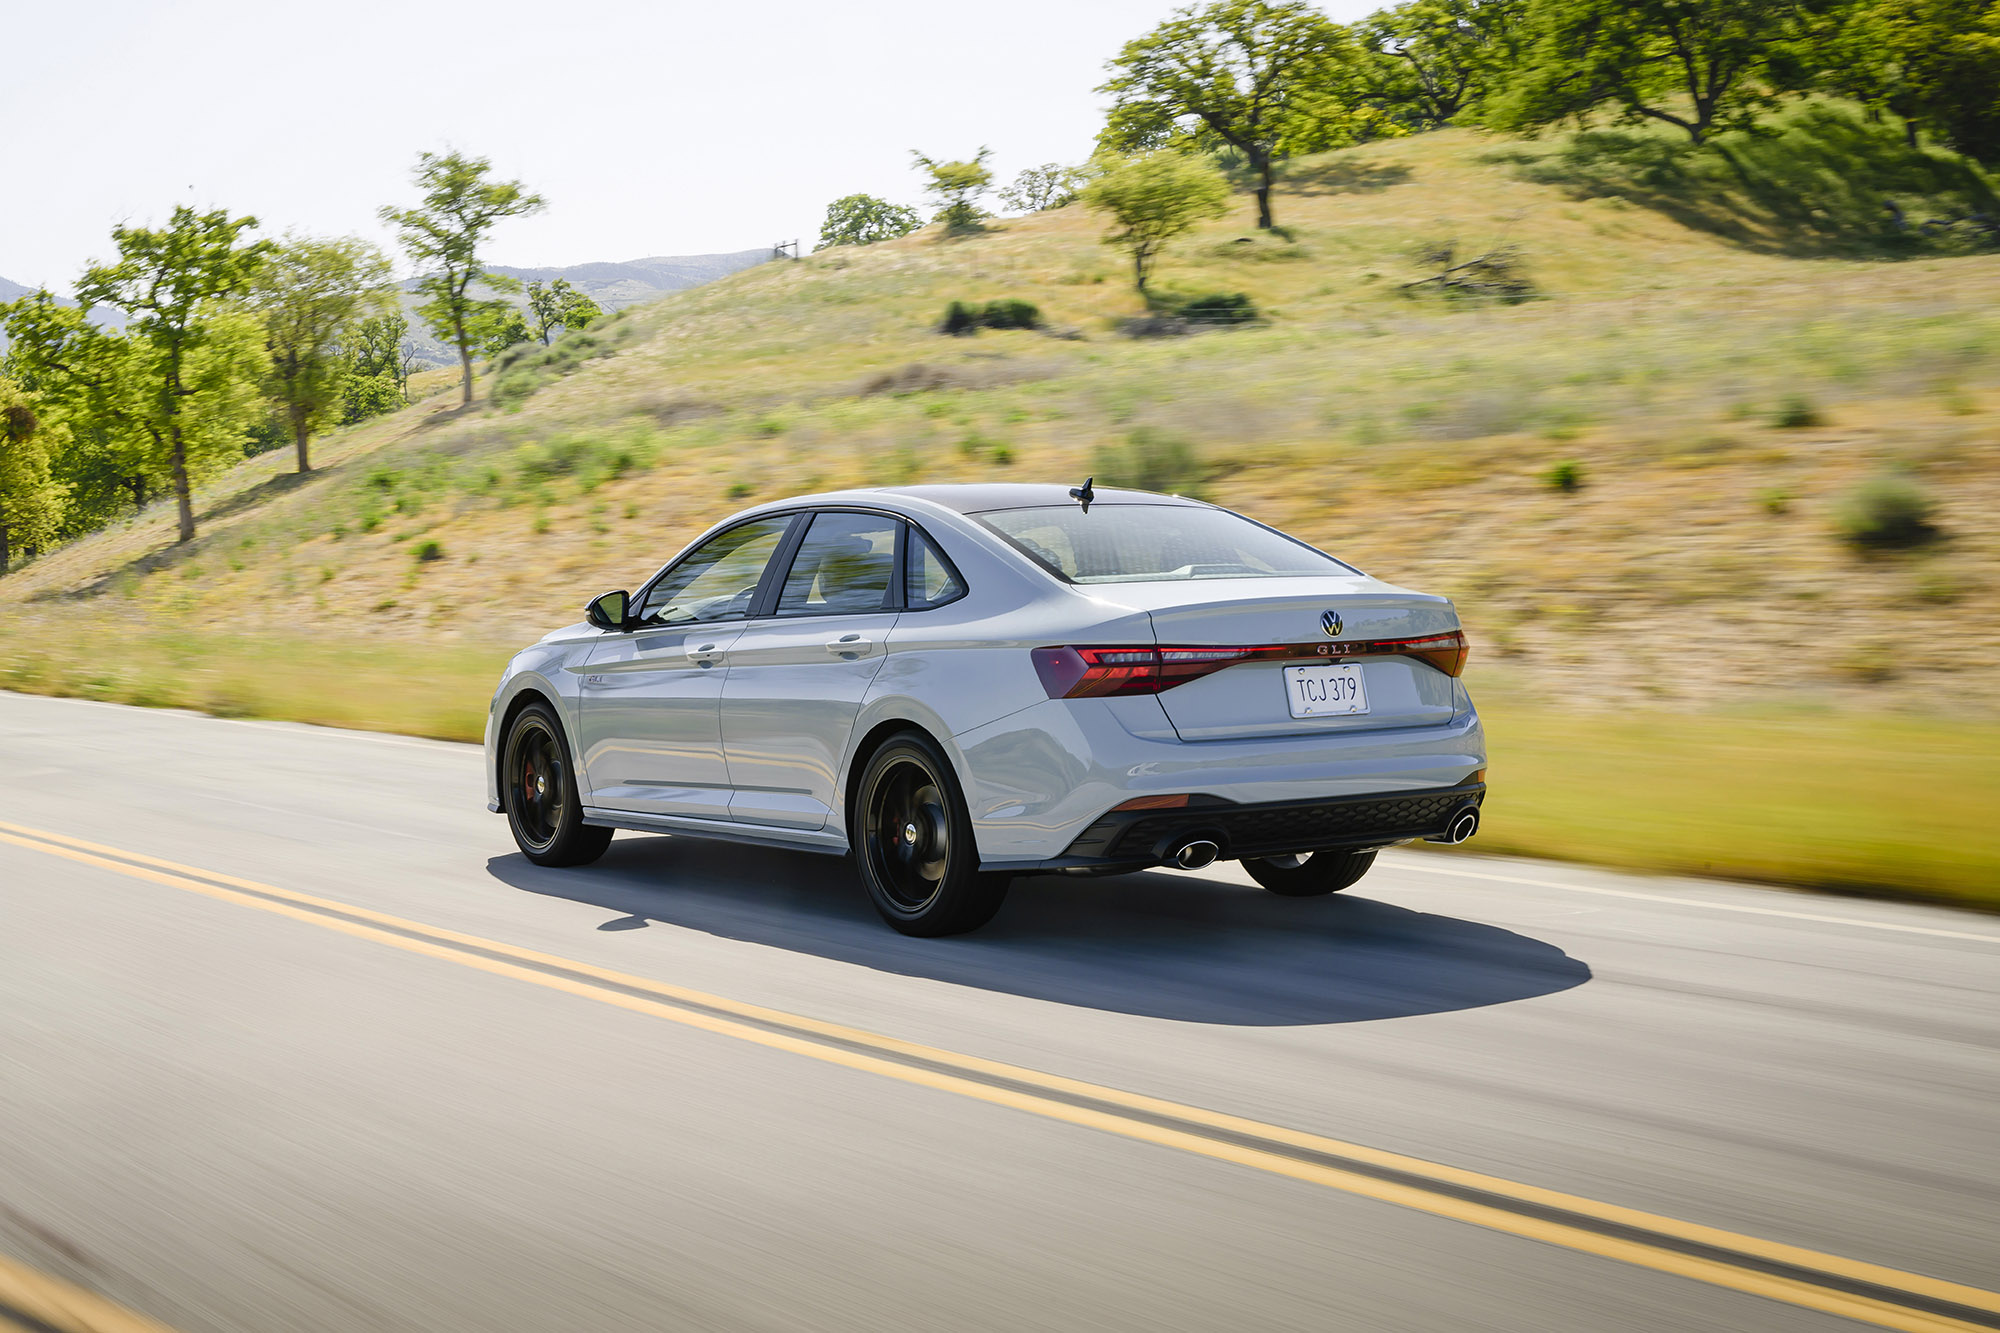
(1, 691, 1995, 1333)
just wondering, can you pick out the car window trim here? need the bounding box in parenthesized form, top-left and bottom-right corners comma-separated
(769, 507, 908, 620)
(631, 511, 807, 630)
(902, 520, 969, 611)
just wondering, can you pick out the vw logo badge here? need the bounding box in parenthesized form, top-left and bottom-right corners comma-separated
(1320, 610, 1344, 637)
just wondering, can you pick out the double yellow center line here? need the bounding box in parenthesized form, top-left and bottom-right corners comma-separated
(2, 816, 1995, 1333)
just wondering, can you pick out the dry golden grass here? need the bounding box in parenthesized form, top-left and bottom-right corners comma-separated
(2, 625, 1990, 907)
(3, 124, 1996, 903)
(7, 128, 1992, 712)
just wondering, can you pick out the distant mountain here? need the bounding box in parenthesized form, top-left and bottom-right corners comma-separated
(0, 276, 128, 353)
(4, 247, 770, 362)
(393, 247, 774, 366)
(481, 249, 775, 311)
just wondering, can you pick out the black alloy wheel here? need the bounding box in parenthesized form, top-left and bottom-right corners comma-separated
(853, 731, 1009, 936)
(503, 702, 612, 867)
(1241, 848, 1378, 897)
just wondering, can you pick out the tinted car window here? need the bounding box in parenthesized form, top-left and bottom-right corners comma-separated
(905, 527, 966, 609)
(776, 512, 899, 616)
(637, 516, 792, 625)
(977, 504, 1353, 583)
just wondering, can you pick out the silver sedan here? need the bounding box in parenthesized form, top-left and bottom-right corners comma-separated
(485, 483, 1486, 934)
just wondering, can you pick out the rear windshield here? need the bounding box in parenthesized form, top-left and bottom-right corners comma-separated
(976, 504, 1354, 584)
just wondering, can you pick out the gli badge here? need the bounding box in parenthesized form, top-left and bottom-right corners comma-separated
(1320, 610, 1344, 638)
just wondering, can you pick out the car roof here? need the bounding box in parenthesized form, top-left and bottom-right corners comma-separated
(856, 483, 1209, 514)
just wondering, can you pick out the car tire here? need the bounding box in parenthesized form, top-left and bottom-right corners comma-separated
(1242, 848, 1377, 897)
(852, 730, 1009, 936)
(503, 702, 613, 868)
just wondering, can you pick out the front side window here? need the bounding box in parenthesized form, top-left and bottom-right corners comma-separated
(976, 504, 1354, 584)
(637, 516, 792, 626)
(905, 527, 966, 608)
(776, 511, 899, 616)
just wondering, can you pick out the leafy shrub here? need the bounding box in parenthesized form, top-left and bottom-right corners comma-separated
(1174, 292, 1260, 324)
(939, 301, 982, 336)
(1543, 460, 1584, 492)
(1835, 476, 1937, 550)
(727, 481, 755, 499)
(341, 372, 405, 425)
(982, 299, 1042, 330)
(489, 323, 631, 407)
(1774, 395, 1825, 428)
(1758, 487, 1791, 514)
(938, 299, 1044, 335)
(1096, 427, 1207, 495)
(414, 539, 444, 562)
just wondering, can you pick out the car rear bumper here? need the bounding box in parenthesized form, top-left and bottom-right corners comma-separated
(1045, 779, 1485, 871)
(957, 695, 1486, 866)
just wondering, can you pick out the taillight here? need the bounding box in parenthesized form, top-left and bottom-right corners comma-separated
(1395, 632, 1471, 677)
(1032, 631, 1469, 699)
(1031, 646, 1163, 697)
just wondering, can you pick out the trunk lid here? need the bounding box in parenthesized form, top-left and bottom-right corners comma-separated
(1090, 577, 1463, 742)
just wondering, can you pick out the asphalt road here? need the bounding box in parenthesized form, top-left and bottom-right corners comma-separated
(1, 690, 1995, 1333)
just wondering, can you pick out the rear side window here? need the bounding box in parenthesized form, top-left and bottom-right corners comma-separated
(977, 504, 1353, 584)
(905, 527, 966, 609)
(776, 511, 899, 615)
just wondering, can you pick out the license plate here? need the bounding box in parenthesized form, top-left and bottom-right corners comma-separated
(1283, 662, 1368, 718)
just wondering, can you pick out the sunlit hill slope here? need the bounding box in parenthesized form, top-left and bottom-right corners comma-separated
(4, 110, 1998, 902)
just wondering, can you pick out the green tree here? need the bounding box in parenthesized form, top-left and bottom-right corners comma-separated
(526, 278, 603, 344)
(1817, 0, 2000, 158)
(379, 151, 546, 407)
(73, 206, 271, 544)
(813, 194, 923, 249)
(478, 309, 534, 356)
(1498, 0, 1828, 145)
(1359, 0, 1526, 128)
(341, 371, 406, 424)
(348, 312, 411, 394)
(1099, 0, 1350, 230)
(1083, 151, 1234, 292)
(251, 234, 393, 473)
(997, 163, 1089, 213)
(0, 380, 63, 572)
(1, 291, 160, 530)
(911, 148, 996, 234)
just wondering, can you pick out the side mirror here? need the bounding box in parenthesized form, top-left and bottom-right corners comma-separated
(585, 589, 631, 631)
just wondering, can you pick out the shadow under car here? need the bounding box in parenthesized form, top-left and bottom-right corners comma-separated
(486, 835, 1590, 1026)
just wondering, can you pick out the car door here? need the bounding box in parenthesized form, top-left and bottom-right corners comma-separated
(578, 514, 798, 819)
(719, 510, 903, 829)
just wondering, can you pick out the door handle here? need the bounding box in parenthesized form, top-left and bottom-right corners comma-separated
(685, 642, 726, 665)
(826, 634, 873, 656)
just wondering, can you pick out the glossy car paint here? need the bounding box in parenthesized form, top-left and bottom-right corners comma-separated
(484, 485, 1486, 867)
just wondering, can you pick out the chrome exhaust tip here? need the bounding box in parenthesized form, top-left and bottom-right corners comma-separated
(1173, 839, 1220, 870)
(1425, 806, 1481, 846)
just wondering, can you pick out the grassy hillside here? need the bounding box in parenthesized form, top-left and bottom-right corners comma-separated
(5, 112, 1997, 905)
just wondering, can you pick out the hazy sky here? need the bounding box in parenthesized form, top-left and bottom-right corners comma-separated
(5, 0, 1376, 290)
